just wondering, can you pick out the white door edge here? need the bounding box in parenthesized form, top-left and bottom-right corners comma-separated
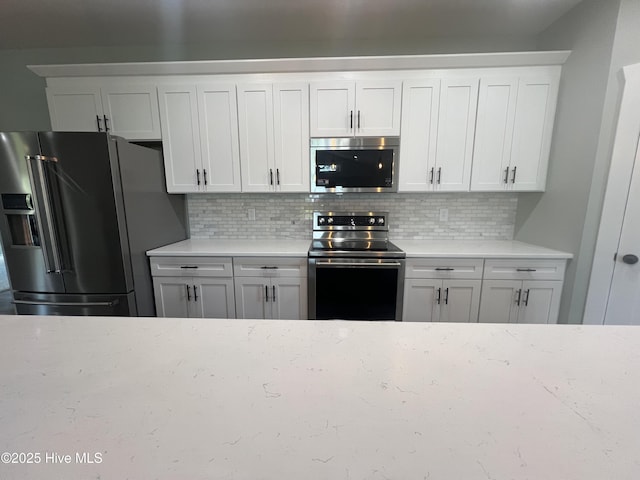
(584, 63, 640, 324)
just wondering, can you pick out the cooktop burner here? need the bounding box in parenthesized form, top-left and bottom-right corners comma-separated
(308, 211, 405, 259)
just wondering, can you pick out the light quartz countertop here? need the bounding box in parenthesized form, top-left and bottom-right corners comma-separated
(147, 238, 311, 257)
(394, 239, 573, 259)
(0, 315, 637, 479)
(147, 238, 572, 259)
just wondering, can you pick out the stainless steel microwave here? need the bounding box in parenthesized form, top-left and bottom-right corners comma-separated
(310, 137, 400, 193)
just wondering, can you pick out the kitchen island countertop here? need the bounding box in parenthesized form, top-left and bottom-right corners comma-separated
(0, 315, 636, 479)
(147, 238, 572, 259)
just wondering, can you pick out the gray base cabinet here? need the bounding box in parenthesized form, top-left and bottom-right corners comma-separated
(403, 258, 483, 322)
(233, 257, 307, 320)
(478, 259, 565, 324)
(149, 256, 236, 319)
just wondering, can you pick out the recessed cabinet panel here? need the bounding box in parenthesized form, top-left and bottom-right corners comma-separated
(194, 279, 236, 319)
(402, 279, 440, 322)
(471, 77, 518, 191)
(273, 83, 310, 192)
(157, 86, 202, 193)
(398, 80, 440, 191)
(356, 81, 402, 136)
(440, 280, 481, 323)
(198, 84, 242, 192)
(101, 86, 161, 140)
(46, 87, 103, 132)
(237, 85, 275, 192)
(517, 281, 562, 324)
(510, 76, 559, 191)
(310, 82, 354, 137)
(152, 277, 191, 318)
(477, 280, 520, 323)
(436, 78, 478, 191)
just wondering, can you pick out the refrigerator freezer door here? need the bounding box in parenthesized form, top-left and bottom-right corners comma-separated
(0, 132, 65, 293)
(12, 291, 136, 316)
(37, 132, 134, 295)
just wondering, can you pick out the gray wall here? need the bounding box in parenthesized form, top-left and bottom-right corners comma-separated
(0, 36, 536, 132)
(515, 0, 640, 323)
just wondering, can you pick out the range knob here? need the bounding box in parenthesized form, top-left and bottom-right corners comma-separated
(327, 217, 334, 224)
(318, 217, 326, 225)
(377, 217, 385, 225)
(368, 217, 376, 225)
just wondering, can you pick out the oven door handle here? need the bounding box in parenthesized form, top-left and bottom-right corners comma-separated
(315, 261, 403, 267)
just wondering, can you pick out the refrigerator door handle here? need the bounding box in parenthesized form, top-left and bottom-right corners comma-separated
(25, 155, 64, 274)
(12, 299, 120, 307)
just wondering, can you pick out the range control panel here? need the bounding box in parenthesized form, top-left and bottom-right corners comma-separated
(313, 212, 388, 230)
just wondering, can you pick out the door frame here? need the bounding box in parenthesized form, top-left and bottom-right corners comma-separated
(585, 63, 640, 324)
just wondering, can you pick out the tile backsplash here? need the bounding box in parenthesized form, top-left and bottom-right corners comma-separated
(187, 193, 518, 240)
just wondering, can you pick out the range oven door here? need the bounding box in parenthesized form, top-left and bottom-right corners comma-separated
(308, 257, 405, 320)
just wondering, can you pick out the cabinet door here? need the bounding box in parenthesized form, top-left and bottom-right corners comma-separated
(478, 280, 521, 323)
(398, 80, 440, 192)
(100, 85, 161, 140)
(197, 84, 242, 192)
(440, 280, 481, 323)
(402, 279, 440, 322)
(237, 84, 275, 192)
(517, 280, 562, 324)
(434, 78, 479, 192)
(234, 277, 269, 319)
(509, 75, 560, 192)
(152, 277, 190, 318)
(470, 77, 518, 191)
(46, 86, 103, 132)
(271, 277, 307, 320)
(192, 278, 236, 319)
(309, 82, 355, 137)
(273, 83, 310, 192)
(157, 85, 202, 193)
(355, 81, 402, 136)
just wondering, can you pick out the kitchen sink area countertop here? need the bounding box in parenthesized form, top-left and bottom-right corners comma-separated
(0, 315, 637, 479)
(147, 238, 572, 259)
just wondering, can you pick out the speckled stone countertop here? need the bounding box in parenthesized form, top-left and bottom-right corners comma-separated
(146, 238, 572, 259)
(0, 316, 635, 479)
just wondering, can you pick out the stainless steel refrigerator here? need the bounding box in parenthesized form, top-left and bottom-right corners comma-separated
(0, 132, 187, 316)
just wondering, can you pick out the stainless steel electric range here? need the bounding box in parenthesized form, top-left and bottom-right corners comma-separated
(308, 211, 406, 321)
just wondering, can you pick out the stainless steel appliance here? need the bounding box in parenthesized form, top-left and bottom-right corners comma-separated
(310, 137, 399, 193)
(0, 132, 187, 316)
(308, 211, 405, 320)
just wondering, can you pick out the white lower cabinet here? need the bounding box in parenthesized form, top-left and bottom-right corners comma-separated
(233, 257, 307, 320)
(153, 276, 236, 318)
(478, 259, 565, 324)
(403, 278, 481, 322)
(403, 258, 483, 322)
(149, 256, 236, 319)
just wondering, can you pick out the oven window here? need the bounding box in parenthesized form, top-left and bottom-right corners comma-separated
(315, 149, 393, 188)
(315, 266, 398, 320)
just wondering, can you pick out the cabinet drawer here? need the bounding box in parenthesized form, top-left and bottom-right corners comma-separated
(483, 259, 566, 281)
(405, 258, 484, 279)
(149, 256, 233, 277)
(233, 257, 308, 278)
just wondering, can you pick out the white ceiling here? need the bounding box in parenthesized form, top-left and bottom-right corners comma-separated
(0, 0, 585, 50)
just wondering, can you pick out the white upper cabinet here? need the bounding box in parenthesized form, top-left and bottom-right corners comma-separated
(158, 83, 241, 193)
(310, 80, 401, 137)
(46, 86, 103, 132)
(197, 84, 242, 192)
(237, 82, 309, 193)
(273, 83, 310, 192)
(399, 77, 478, 192)
(157, 85, 203, 193)
(470, 71, 560, 192)
(47, 84, 161, 140)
